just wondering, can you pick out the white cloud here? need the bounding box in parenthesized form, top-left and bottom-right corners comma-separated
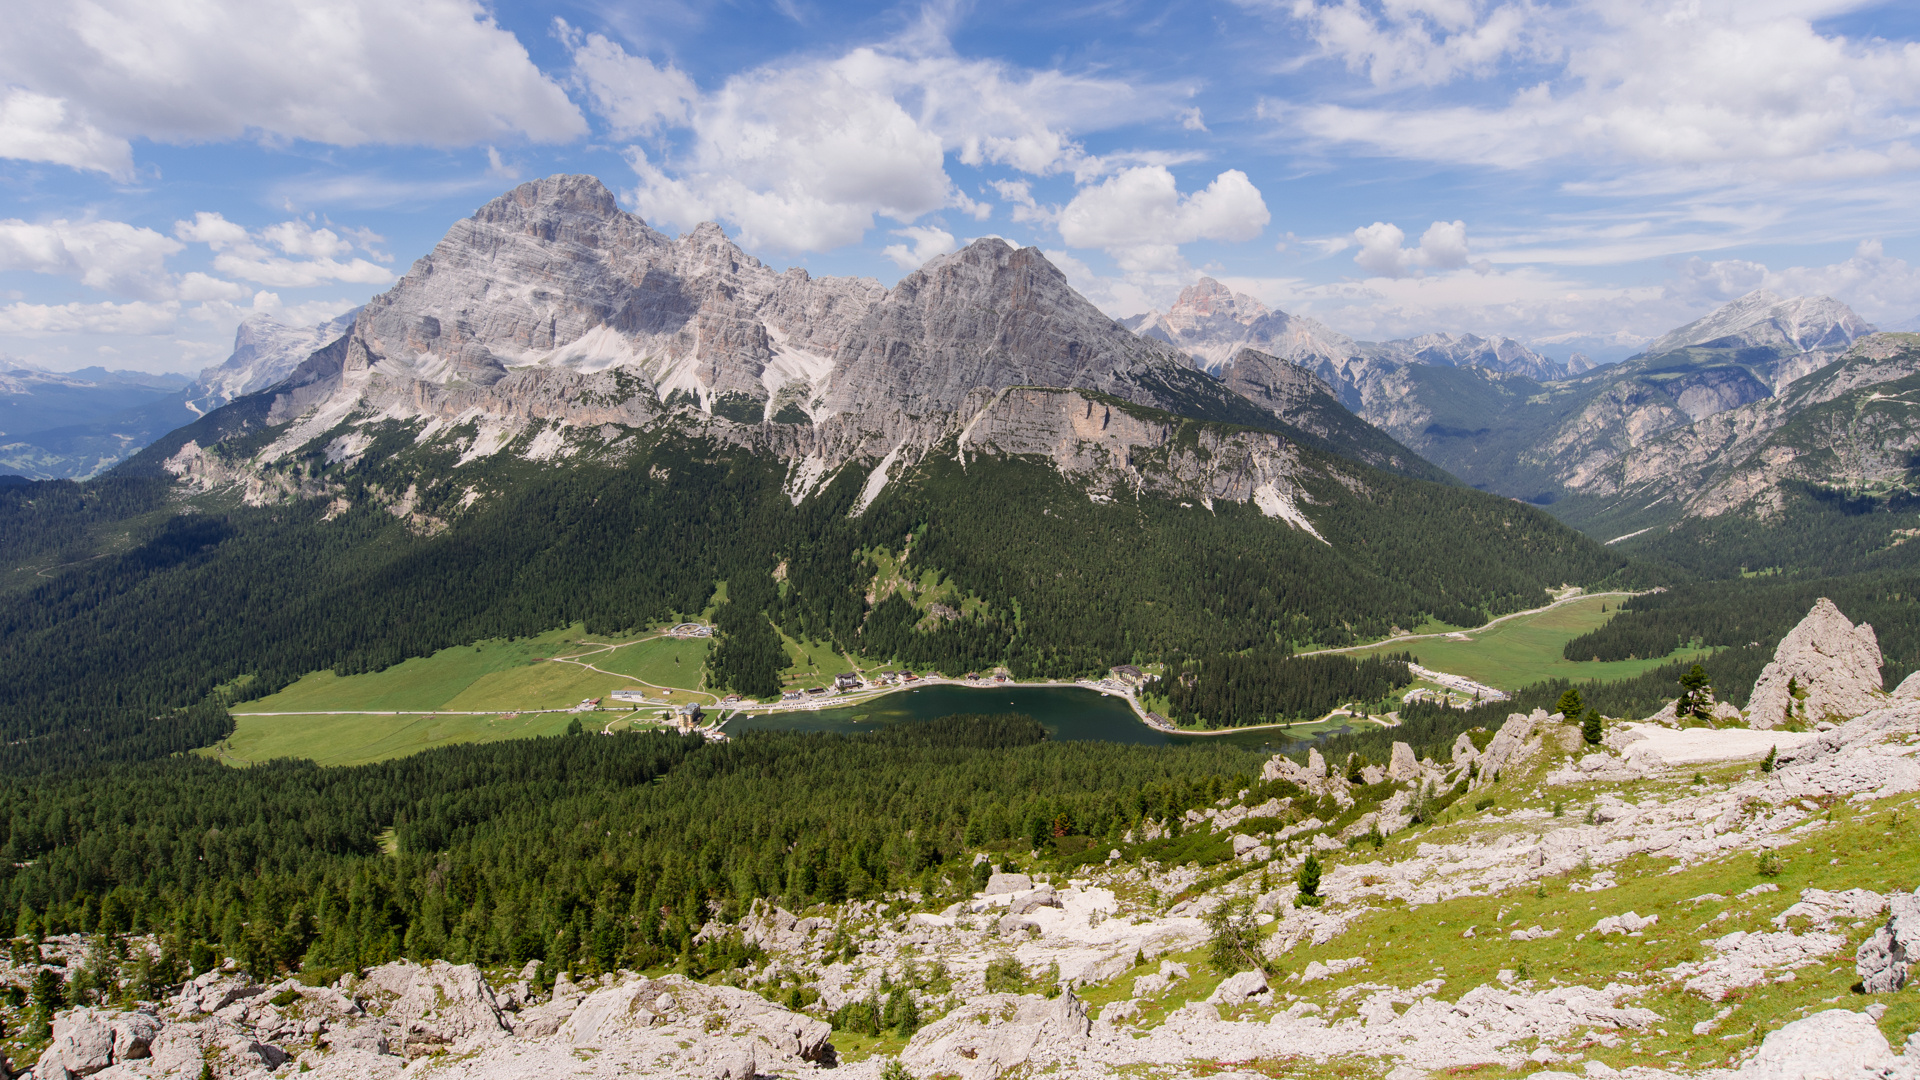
(0, 219, 182, 298)
(1282, 0, 1920, 182)
(0, 0, 585, 176)
(188, 291, 360, 329)
(0, 299, 179, 335)
(1667, 240, 1920, 324)
(0, 89, 133, 179)
(560, 20, 697, 138)
(623, 53, 952, 252)
(1058, 167, 1271, 272)
(1284, 0, 1543, 88)
(173, 213, 396, 289)
(177, 273, 253, 303)
(603, 30, 1165, 252)
(882, 225, 959, 269)
(1351, 219, 1485, 277)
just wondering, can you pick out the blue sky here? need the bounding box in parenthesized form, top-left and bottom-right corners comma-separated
(4, 0, 1920, 373)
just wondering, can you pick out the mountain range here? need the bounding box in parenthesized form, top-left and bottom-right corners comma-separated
(0, 310, 357, 481)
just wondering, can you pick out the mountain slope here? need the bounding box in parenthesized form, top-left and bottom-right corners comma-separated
(147, 174, 1438, 492)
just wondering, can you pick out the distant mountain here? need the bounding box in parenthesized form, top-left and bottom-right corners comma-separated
(0, 309, 360, 481)
(186, 309, 358, 415)
(1118, 285, 1882, 511)
(1122, 278, 1581, 382)
(0, 361, 193, 480)
(0, 174, 1627, 774)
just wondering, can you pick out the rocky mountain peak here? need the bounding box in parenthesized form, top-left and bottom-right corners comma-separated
(1642, 290, 1874, 358)
(187, 308, 359, 413)
(1169, 277, 1268, 323)
(474, 173, 622, 227)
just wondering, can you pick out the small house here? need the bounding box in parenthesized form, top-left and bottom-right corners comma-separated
(834, 672, 861, 690)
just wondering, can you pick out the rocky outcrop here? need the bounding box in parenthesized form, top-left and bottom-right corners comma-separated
(900, 990, 1093, 1080)
(43, 1006, 161, 1076)
(1746, 599, 1886, 729)
(1857, 890, 1920, 993)
(1742, 1008, 1898, 1080)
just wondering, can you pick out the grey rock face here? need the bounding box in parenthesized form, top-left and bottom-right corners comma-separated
(1559, 332, 1920, 525)
(227, 176, 1342, 500)
(1746, 599, 1886, 729)
(188, 309, 358, 413)
(1858, 890, 1920, 993)
(1641, 290, 1874, 375)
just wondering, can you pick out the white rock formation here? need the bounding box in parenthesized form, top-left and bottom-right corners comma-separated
(1746, 599, 1886, 729)
(1857, 889, 1919, 992)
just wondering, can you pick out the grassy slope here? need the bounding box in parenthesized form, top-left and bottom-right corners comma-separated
(1061, 731, 1920, 1079)
(1344, 595, 1717, 691)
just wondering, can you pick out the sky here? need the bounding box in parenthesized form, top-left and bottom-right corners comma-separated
(4, 0, 1920, 374)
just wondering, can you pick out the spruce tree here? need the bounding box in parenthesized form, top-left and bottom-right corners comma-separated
(1296, 852, 1323, 906)
(1582, 708, 1603, 745)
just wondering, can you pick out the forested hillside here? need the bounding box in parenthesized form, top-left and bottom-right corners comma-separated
(0, 717, 1274, 980)
(0, 400, 1629, 774)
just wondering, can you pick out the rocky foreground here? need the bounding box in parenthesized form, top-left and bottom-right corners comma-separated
(19, 602, 1920, 1080)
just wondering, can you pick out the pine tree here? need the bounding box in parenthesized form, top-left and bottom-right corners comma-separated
(1582, 709, 1603, 746)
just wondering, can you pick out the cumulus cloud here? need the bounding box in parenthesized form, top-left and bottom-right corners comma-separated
(1057, 167, 1271, 272)
(560, 20, 697, 138)
(174, 213, 395, 289)
(0, 219, 182, 299)
(1666, 241, 1920, 325)
(1281, 0, 1920, 182)
(597, 31, 1161, 252)
(882, 226, 959, 270)
(0, 299, 179, 335)
(1350, 219, 1486, 277)
(0, 89, 133, 179)
(0, 0, 584, 176)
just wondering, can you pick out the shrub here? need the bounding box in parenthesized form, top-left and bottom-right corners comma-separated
(983, 956, 1026, 993)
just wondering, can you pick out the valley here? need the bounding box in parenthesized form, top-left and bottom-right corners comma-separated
(2, 173, 1918, 1080)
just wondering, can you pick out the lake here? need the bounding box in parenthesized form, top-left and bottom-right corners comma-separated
(721, 684, 1355, 752)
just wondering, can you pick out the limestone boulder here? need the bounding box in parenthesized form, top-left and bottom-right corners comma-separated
(358, 959, 509, 1049)
(1741, 1009, 1895, 1080)
(1746, 599, 1886, 729)
(1857, 890, 1920, 993)
(984, 872, 1032, 895)
(1205, 970, 1270, 1006)
(1893, 670, 1920, 700)
(901, 990, 1092, 1080)
(1387, 741, 1419, 782)
(1473, 711, 1540, 788)
(1008, 883, 1062, 916)
(49, 1007, 115, 1076)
